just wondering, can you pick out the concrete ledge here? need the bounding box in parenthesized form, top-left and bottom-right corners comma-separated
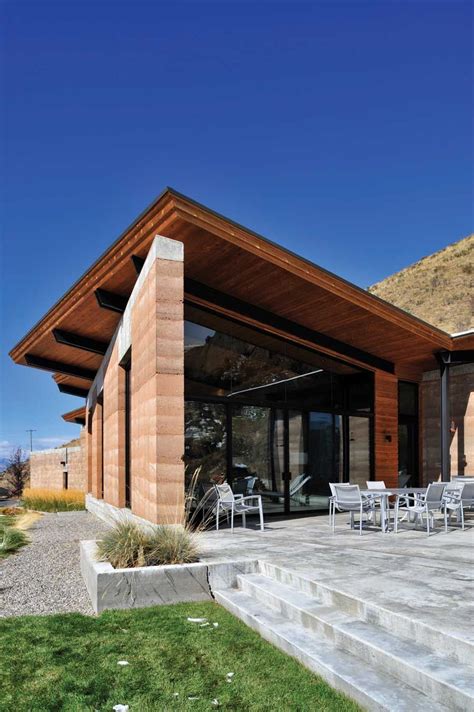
(81, 539, 258, 614)
(86, 494, 157, 532)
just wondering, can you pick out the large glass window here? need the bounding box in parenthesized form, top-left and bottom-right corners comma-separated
(184, 306, 374, 515)
(185, 401, 227, 482)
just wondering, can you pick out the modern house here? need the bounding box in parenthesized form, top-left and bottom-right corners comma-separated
(10, 189, 474, 524)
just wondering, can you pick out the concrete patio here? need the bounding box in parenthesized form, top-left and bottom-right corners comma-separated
(198, 513, 474, 711)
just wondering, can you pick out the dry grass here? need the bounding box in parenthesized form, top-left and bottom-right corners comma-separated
(369, 233, 474, 334)
(21, 488, 85, 512)
(14, 511, 42, 530)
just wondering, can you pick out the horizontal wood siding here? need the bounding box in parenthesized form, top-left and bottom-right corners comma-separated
(375, 371, 399, 488)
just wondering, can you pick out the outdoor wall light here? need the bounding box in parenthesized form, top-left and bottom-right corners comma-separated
(384, 432, 392, 443)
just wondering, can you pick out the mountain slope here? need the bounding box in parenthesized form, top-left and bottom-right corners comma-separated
(369, 234, 473, 334)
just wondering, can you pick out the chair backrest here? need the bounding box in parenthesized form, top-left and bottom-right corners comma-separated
(398, 472, 410, 488)
(214, 482, 235, 504)
(290, 473, 311, 495)
(366, 481, 386, 490)
(443, 482, 463, 505)
(460, 482, 474, 503)
(425, 482, 446, 506)
(246, 476, 257, 494)
(328, 482, 352, 497)
(232, 479, 247, 495)
(333, 484, 361, 507)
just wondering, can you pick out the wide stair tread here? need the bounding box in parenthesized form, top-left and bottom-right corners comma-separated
(239, 572, 474, 707)
(215, 587, 451, 712)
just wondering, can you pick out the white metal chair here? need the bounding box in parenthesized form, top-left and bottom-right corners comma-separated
(365, 480, 388, 526)
(329, 484, 376, 535)
(214, 483, 264, 533)
(328, 482, 352, 528)
(442, 482, 465, 532)
(394, 482, 445, 535)
(460, 482, 474, 512)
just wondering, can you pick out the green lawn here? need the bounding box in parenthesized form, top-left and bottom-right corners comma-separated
(0, 602, 361, 712)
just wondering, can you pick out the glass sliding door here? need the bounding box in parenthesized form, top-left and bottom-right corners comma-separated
(304, 412, 343, 510)
(231, 405, 286, 514)
(184, 306, 374, 518)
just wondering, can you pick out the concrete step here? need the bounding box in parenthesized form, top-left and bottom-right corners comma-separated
(259, 561, 474, 668)
(215, 587, 450, 712)
(237, 572, 474, 712)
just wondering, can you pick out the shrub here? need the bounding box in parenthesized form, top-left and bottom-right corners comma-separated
(96, 520, 199, 569)
(96, 521, 148, 568)
(22, 488, 85, 512)
(146, 525, 199, 566)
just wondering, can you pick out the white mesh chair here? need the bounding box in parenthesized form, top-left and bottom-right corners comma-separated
(394, 482, 445, 535)
(460, 482, 474, 512)
(365, 480, 388, 526)
(442, 482, 465, 532)
(328, 482, 352, 528)
(214, 483, 264, 533)
(329, 484, 376, 535)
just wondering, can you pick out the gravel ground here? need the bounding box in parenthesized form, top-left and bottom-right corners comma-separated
(0, 511, 110, 617)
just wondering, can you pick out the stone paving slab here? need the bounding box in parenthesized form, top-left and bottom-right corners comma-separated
(198, 512, 474, 646)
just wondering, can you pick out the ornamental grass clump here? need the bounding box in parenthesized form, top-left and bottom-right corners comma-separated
(0, 515, 28, 558)
(146, 525, 199, 566)
(22, 488, 85, 512)
(96, 521, 148, 569)
(96, 520, 199, 569)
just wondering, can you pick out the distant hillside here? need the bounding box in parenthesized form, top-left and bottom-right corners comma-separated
(369, 234, 474, 334)
(56, 438, 81, 449)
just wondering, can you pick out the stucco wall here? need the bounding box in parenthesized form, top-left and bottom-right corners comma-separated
(421, 363, 474, 484)
(30, 436, 86, 491)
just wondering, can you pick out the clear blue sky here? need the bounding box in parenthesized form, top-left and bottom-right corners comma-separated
(1, 1, 472, 458)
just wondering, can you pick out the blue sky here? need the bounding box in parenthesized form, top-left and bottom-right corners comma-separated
(0, 1, 472, 458)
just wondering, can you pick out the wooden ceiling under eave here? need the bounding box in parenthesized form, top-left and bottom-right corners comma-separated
(10, 188, 453, 399)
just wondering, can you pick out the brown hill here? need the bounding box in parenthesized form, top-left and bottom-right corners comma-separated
(369, 234, 474, 334)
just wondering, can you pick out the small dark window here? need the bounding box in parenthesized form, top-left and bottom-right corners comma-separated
(346, 373, 374, 413)
(399, 381, 417, 417)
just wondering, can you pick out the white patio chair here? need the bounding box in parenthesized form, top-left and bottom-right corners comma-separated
(329, 484, 376, 535)
(365, 481, 388, 526)
(460, 482, 474, 512)
(394, 482, 445, 535)
(328, 482, 352, 528)
(442, 482, 465, 532)
(214, 483, 264, 533)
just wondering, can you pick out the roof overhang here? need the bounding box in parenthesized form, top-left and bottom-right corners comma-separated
(62, 406, 86, 425)
(10, 188, 459, 397)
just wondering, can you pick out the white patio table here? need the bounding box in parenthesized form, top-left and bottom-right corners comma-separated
(359, 487, 427, 533)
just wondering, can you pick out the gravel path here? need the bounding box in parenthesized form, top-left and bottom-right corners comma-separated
(0, 511, 110, 617)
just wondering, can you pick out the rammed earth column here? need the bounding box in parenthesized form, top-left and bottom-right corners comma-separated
(129, 237, 184, 524)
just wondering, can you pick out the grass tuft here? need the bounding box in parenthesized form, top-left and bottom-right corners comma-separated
(0, 515, 28, 558)
(96, 521, 149, 569)
(147, 525, 199, 565)
(97, 520, 199, 568)
(21, 488, 85, 512)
